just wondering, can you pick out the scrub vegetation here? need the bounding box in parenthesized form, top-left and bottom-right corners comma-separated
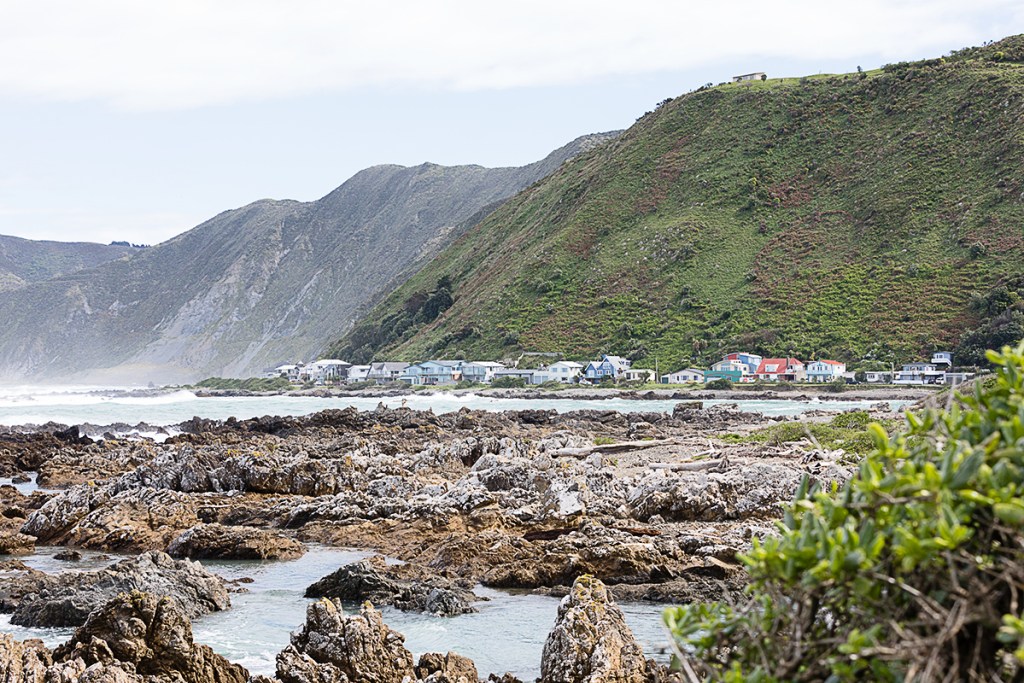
(665, 342, 1024, 681)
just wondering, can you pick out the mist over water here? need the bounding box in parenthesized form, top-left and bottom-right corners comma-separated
(0, 385, 907, 430)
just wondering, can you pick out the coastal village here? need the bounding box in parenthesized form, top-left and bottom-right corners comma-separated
(266, 349, 977, 388)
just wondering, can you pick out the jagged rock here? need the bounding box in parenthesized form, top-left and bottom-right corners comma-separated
(7, 551, 230, 627)
(416, 651, 479, 683)
(53, 591, 248, 683)
(540, 575, 648, 683)
(167, 523, 304, 560)
(22, 485, 200, 552)
(0, 633, 52, 682)
(627, 463, 804, 522)
(53, 549, 82, 562)
(276, 598, 415, 683)
(0, 532, 34, 555)
(305, 555, 479, 617)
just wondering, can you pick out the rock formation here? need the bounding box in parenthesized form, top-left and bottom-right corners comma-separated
(540, 575, 651, 683)
(167, 523, 304, 560)
(3, 551, 230, 627)
(305, 555, 479, 616)
(0, 591, 247, 683)
(276, 598, 416, 683)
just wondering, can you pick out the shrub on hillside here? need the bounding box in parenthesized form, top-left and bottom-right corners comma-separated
(665, 342, 1024, 681)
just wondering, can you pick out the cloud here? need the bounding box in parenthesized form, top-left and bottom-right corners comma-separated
(0, 0, 1017, 110)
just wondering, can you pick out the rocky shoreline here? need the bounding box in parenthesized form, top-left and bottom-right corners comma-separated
(189, 384, 933, 403)
(0, 400, 898, 681)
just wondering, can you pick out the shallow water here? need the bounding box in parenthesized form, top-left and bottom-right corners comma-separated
(0, 545, 672, 680)
(0, 385, 908, 432)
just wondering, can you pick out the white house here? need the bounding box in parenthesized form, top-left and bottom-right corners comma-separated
(894, 362, 946, 385)
(733, 72, 766, 82)
(304, 359, 351, 384)
(622, 368, 657, 383)
(492, 368, 536, 384)
(265, 363, 298, 379)
(467, 361, 506, 383)
(366, 362, 409, 383)
(932, 351, 953, 369)
(287, 363, 306, 382)
(805, 360, 847, 382)
(661, 368, 704, 384)
(864, 371, 893, 383)
(533, 361, 585, 384)
(346, 364, 372, 383)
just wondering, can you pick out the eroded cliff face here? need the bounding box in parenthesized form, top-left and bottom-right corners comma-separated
(0, 133, 617, 383)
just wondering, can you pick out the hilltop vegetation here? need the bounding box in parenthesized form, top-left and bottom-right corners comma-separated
(0, 235, 138, 293)
(330, 36, 1024, 368)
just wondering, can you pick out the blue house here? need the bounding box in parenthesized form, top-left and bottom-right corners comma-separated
(584, 355, 632, 381)
(399, 360, 463, 385)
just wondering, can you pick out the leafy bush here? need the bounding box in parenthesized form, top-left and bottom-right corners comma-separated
(823, 377, 846, 393)
(830, 409, 872, 429)
(194, 376, 292, 391)
(490, 376, 526, 389)
(665, 342, 1024, 681)
(706, 378, 733, 390)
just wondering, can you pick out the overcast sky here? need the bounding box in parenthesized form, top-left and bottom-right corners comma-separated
(0, 1, 1018, 245)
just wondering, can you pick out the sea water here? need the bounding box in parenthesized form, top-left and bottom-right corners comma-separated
(0, 545, 672, 680)
(0, 384, 909, 433)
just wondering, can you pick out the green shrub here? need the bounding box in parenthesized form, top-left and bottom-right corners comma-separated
(824, 377, 847, 393)
(665, 342, 1024, 681)
(830, 409, 872, 429)
(490, 376, 527, 389)
(706, 378, 733, 390)
(194, 376, 292, 391)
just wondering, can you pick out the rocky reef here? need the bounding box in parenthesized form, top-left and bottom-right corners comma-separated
(0, 401, 884, 680)
(0, 550, 230, 627)
(0, 575, 675, 683)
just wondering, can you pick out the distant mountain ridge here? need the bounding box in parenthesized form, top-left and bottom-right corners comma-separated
(0, 236, 139, 293)
(0, 132, 618, 383)
(328, 35, 1024, 369)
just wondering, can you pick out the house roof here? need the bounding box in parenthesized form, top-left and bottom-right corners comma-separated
(755, 358, 804, 374)
(822, 360, 844, 366)
(369, 362, 409, 371)
(602, 355, 631, 371)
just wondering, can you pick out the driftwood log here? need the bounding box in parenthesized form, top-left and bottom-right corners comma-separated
(648, 456, 729, 473)
(552, 438, 682, 459)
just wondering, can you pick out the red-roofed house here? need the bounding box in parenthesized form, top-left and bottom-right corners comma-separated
(754, 358, 806, 382)
(806, 359, 847, 382)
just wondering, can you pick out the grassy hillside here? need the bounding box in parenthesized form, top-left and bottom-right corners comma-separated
(0, 236, 138, 293)
(329, 36, 1024, 369)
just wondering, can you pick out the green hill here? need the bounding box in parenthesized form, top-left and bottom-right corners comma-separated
(329, 36, 1024, 369)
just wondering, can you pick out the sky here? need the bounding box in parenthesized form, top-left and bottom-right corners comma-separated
(0, 1, 1019, 246)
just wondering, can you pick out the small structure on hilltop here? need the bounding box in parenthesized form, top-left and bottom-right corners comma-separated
(733, 72, 766, 82)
